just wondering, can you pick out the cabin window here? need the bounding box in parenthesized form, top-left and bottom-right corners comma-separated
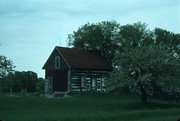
(81, 77, 85, 87)
(92, 78, 96, 90)
(47, 77, 53, 88)
(45, 76, 53, 93)
(55, 56, 60, 68)
(85, 77, 91, 90)
(101, 77, 108, 92)
(96, 78, 101, 90)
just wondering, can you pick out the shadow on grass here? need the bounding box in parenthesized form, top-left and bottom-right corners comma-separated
(122, 100, 180, 110)
(147, 101, 180, 109)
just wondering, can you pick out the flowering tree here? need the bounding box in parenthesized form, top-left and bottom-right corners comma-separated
(110, 45, 180, 105)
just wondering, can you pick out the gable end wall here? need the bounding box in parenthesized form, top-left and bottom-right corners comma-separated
(43, 49, 69, 70)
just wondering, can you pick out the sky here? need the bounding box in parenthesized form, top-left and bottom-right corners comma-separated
(0, 0, 180, 78)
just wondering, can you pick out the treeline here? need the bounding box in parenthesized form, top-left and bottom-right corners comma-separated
(0, 71, 44, 94)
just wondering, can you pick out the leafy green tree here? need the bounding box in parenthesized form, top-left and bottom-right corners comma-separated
(25, 71, 38, 92)
(68, 21, 121, 63)
(13, 71, 26, 93)
(1, 71, 39, 93)
(156, 73, 180, 100)
(2, 72, 22, 93)
(36, 78, 45, 94)
(110, 45, 180, 105)
(15, 71, 38, 93)
(154, 28, 180, 57)
(0, 55, 15, 78)
(119, 22, 154, 49)
(1, 73, 15, 93)
(0, 55, 15, 93)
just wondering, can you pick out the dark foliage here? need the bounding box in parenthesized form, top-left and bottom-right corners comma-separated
(1, 71, 43, 93)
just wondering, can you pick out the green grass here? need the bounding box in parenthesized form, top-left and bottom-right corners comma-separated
(0, 93, 179, 121)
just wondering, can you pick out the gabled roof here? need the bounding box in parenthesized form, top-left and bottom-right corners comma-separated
(56, 46, 112, 70)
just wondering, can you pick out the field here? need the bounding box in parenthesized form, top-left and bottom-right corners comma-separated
(0, 93, 180, 121)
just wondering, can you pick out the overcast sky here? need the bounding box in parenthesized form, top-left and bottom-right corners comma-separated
(0, 0, 180, 78)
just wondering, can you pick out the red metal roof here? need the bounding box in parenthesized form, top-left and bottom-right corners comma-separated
(56, 46, 112, 70)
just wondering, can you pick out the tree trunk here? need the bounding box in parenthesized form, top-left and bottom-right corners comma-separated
(10, 87, 13, 95)
(140, 86, 147, 105)
(24, 88, 27, 95)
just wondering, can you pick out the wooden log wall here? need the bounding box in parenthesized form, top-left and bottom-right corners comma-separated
(70, 71, 108, 92)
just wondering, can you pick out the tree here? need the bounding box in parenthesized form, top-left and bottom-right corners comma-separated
(68, 20, 121, 63)
(0, 55, 15, 93)
(25, 71, 38, 92)
(1, 71, 39, 93)
(36, 78, 45, 94)
(1, 73, 15, 94)
(156, 72, 180, 100)
(13, 71, 38, 93)
(0, 55, 15, 78)
(154, 28, 180, 57)
(110, 44, 180, 105)
(119, 22, 154, 49)
(13, 71, 26, 93)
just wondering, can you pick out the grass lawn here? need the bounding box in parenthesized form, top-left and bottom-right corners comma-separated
(0, 93, 179, 121)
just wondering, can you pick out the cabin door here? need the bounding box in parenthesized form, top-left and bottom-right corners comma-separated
(53, 70, 68, 92)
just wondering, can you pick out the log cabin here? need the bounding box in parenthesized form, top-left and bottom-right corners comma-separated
(42, 46, 112, 94)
